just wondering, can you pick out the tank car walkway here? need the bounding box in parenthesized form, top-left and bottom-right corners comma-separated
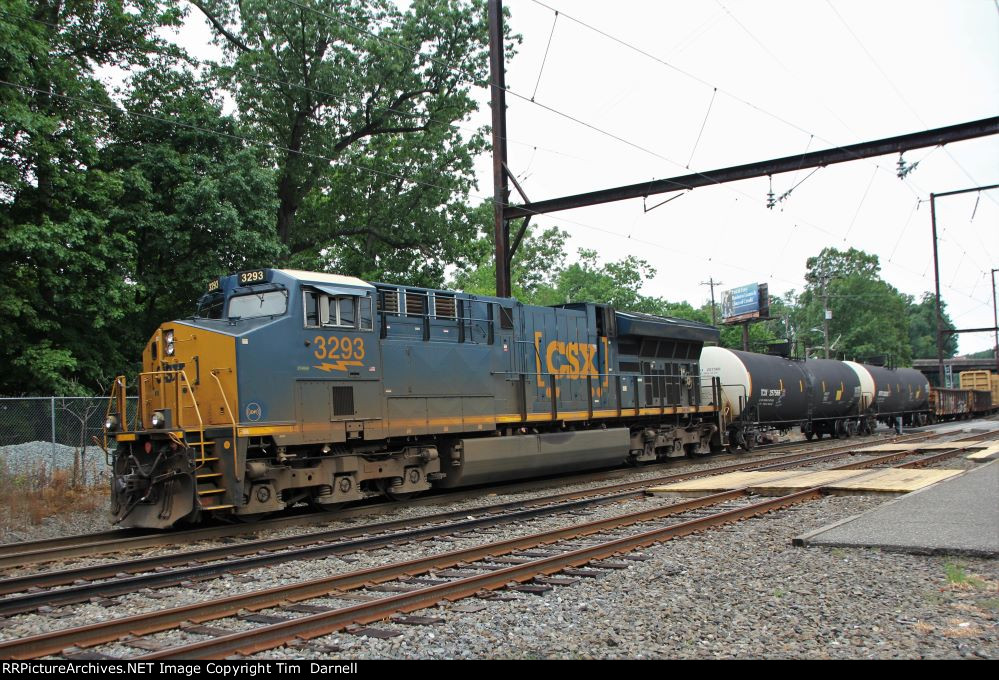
(794, 459, 999, 557)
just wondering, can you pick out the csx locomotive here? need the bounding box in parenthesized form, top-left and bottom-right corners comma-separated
(106, 269, 725, 528)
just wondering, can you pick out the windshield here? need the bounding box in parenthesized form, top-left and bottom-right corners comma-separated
(195, 292, 225, 319)
(227, 290, 288, 319)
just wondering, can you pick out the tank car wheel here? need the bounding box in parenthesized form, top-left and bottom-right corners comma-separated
(804, 432, 814, 441)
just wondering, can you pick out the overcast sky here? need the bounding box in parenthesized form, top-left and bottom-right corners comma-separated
(179, 0, 998, 354)
(470, 0, 998, 355)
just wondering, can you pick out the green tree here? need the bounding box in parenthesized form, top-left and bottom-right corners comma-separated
(191, 0, 498, 272)
(0, 1, 179, 394)
(100, 63, 284, 368)
(450, 219, 570, 302)
(906, 292, 958, 359)
(797, 247, 911, 364)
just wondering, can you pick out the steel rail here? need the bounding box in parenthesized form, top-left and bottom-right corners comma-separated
(0, 431, 929, 570)
(833, 429, 999, 470)
(0, 435, 815, 565)
(0, 431, 978, 658)
(139, 432, 994, 660)
(0, 433, 931, 600)
(0, 430, 925, 566)
(141, 490, 823, 659)
(0, 490, 748, 659)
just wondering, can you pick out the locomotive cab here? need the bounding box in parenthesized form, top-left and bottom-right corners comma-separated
(106, 269, 445, 528)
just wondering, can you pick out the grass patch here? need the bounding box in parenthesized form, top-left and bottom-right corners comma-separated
(976, 597, 999, 612)
(944, 561, 985, 589)
(0, 453, 107, 533)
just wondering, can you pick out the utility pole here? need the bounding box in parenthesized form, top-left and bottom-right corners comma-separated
(928, 184, 999, 386)
(821, 277, 831, 360)
(930, 193, 945, 386)
(993, 267, 998, 372)
(701, 278, 722, 326)
(488, 0, 511, 298)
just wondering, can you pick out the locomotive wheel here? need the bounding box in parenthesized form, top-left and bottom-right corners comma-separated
(309, 500, 347, 513)
(377, 478, 421, 502)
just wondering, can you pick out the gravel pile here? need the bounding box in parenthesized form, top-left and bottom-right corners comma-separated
(0, 441, 106, 483)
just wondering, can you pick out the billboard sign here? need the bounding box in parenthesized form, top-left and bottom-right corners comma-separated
(722, 283, 769, 324)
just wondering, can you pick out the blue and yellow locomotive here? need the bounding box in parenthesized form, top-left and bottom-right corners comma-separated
(106, 269, 723, 528)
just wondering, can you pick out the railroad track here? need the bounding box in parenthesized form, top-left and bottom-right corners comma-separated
(0, 433, 938, 610)
(0, 489, 814, 659)
(1, 429, 991, 659)
(0, 431, 932, 572)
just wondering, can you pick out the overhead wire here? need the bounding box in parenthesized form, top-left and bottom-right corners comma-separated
(824, 0, 999, 209)
(0, 76, 794, 292)
(531, 9, 559, 101)
(686, 88, 717, 169)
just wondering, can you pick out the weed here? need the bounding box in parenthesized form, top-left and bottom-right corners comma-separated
(0, 458, 107, 533)
(944, 562, 985, 589)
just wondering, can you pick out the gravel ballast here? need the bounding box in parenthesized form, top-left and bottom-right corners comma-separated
(1, 426, 995, 659)
(241, 495, 998, 660)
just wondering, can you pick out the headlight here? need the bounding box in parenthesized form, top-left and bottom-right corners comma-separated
(104, 415, 119, 432)
(164, 330, 175, 356)
(151, 411, 166, 428)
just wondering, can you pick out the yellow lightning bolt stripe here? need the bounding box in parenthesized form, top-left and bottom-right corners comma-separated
(314, 360, 364, 372)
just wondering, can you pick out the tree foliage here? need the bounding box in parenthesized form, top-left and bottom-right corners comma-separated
(0, 0, 179, 394)
(100, 63, 284, 366)
(906, 292, 958, 359)
(191, 0, 497, 283)
(794, 247, 912, 363)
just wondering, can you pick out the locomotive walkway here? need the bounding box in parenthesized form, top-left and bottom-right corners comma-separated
(795, 458, 999, 557)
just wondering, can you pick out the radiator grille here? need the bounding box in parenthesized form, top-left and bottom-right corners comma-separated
(331, 386, 355, 417)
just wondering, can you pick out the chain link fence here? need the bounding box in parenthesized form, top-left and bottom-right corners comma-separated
(0, 397, 138, 481)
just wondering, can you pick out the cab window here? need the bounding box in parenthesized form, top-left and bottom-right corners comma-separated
(227, 290, 288, 319)
(303, 290, 373, 331)
(195, 292, 225, 319)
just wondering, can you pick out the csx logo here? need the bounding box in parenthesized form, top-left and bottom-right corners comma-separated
(545, 341, 598, 378)
(534, 332, 604, 399)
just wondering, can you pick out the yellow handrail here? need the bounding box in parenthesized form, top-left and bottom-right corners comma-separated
(209, 369, 240, 482)
(103, 375, 128, 449)
(135, 370, 207, 459)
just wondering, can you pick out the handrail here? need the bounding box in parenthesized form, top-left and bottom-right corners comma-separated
(103, 375, 128, 449)
(135, 370, 207, 460)
(209, 369, 240, 482)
